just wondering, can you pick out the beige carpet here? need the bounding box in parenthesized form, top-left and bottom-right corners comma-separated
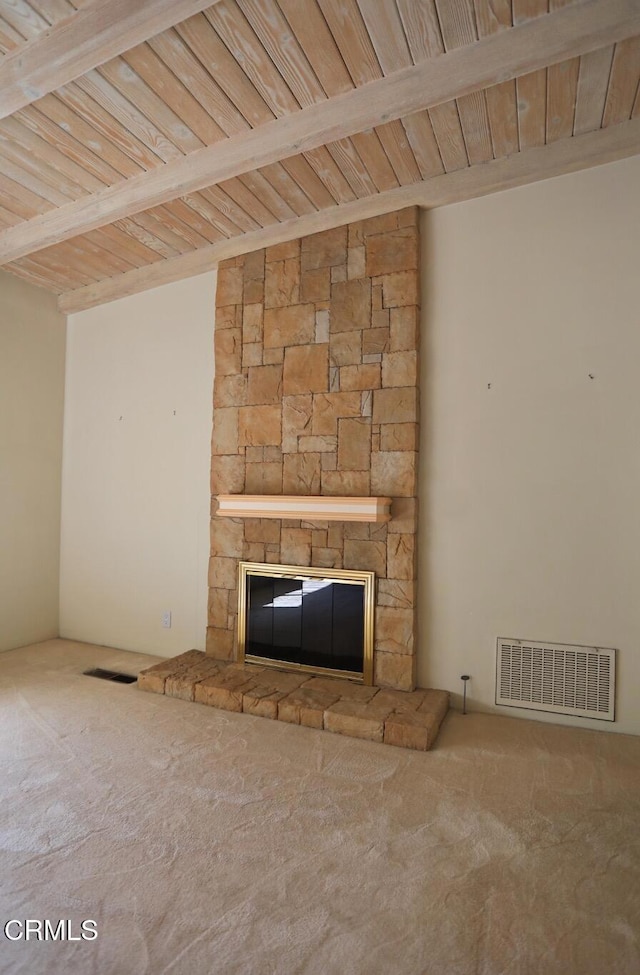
(1, 640, 638, 975)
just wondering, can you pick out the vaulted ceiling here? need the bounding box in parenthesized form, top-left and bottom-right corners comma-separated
(0, 0, 638, 312)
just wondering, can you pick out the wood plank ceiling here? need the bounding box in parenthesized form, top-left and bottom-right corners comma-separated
(0, 0, 638, 312)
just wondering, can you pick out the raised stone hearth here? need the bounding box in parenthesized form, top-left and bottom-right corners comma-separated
(139, 651, 449, 751)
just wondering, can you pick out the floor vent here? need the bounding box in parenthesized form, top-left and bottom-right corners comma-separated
(83, 668, 137, 685)
(496, 639, 615, 721)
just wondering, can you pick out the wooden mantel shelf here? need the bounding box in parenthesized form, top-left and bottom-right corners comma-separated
(215, 495, 392, 523)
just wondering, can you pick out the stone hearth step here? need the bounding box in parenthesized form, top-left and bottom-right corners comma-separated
(138, 651, 449, 751)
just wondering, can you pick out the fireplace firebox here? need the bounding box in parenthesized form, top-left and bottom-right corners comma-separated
(237, 562, 375, 684)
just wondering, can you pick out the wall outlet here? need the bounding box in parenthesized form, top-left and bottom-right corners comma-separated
(161, 610, 172, 629)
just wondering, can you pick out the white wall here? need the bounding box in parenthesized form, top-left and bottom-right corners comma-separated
(59, 272, 216, 656)
(419, 155, 640, 736)
(0, 270, 66, 651)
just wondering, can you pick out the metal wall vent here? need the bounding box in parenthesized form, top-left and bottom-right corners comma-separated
(496, 639, 616, 721)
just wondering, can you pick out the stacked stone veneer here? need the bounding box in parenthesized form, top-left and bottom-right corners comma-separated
(208, 207, 420, 691)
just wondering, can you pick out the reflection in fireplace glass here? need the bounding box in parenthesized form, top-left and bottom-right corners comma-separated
(246, 574, 365, 674)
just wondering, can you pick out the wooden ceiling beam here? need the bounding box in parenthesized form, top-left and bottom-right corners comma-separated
(1, 0, 639, 266)
(0, 0, 223, 120)
(57, 117, 640, 314)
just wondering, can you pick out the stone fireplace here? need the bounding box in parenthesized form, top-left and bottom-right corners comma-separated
(207, 207, 420, 691)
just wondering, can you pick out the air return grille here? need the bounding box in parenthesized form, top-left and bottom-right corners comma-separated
(496, 639, 616, 721)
